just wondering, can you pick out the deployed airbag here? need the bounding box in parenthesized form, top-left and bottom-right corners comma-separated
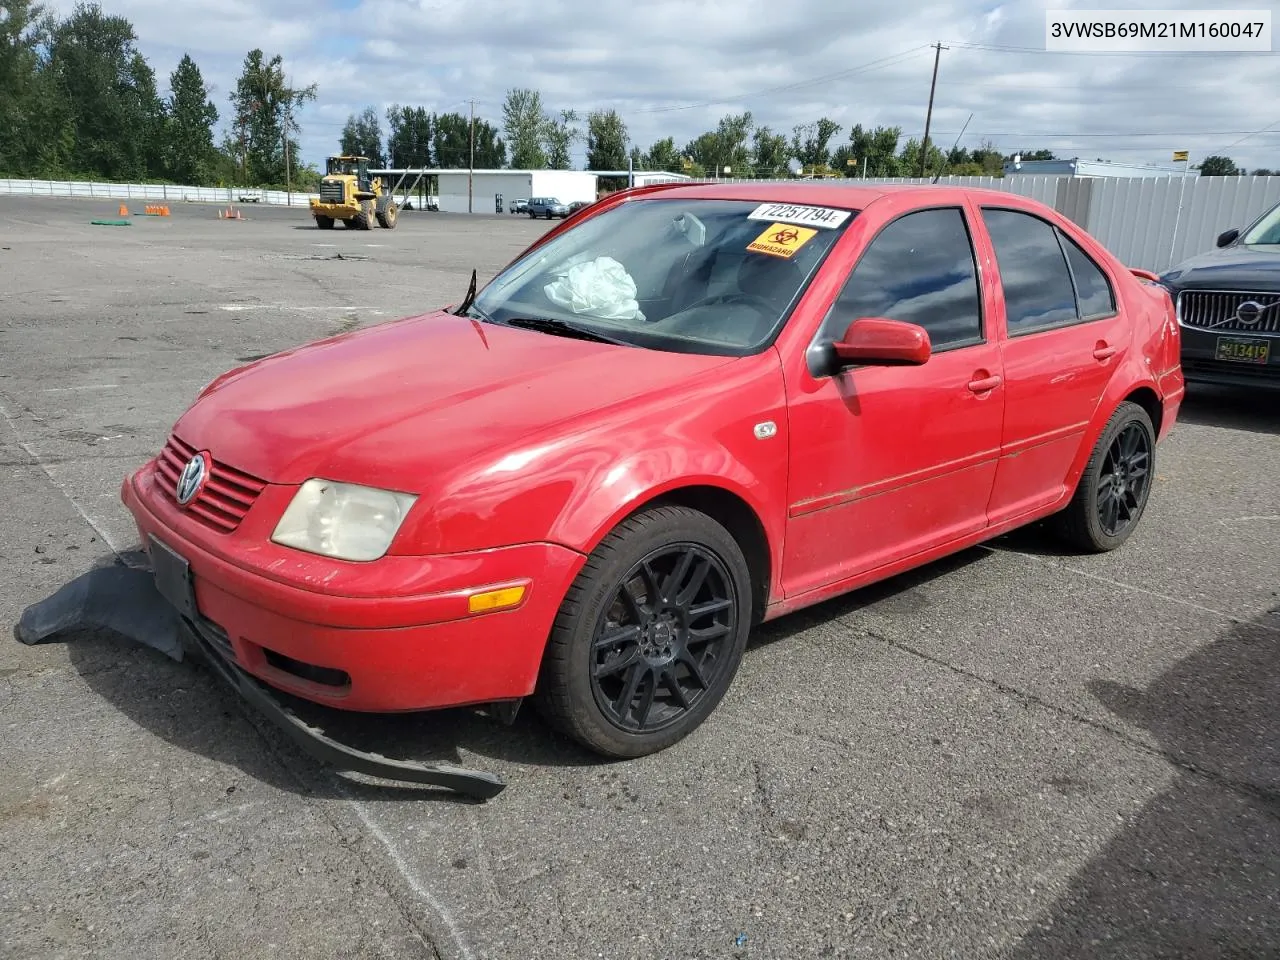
(544, 255, 645, 322)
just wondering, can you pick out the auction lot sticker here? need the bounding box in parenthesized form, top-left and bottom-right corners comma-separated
(748, 222, 818, 259)
(747, 202, 851, 229)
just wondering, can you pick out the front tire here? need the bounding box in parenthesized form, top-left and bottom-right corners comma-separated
(534, 505, 752, 758)
(375, 202, 397, 228)
(1052, 400, 1156, 552)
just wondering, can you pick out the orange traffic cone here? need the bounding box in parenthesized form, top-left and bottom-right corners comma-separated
(118, 203, 128, 216)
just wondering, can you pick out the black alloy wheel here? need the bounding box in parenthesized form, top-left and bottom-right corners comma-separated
(1053, 400, 1156, 552)
(1096, 421, 1151, 537)
(590, 542, 737, 734)
(535, 505, 753, 758)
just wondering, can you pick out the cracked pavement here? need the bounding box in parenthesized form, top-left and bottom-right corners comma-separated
(2, 196, 1278, 959)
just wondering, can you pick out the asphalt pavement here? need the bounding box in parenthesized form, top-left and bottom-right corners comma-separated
(2, 195, 1277, 960)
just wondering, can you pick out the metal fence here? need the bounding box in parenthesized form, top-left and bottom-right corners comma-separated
(6, 173, 1280, 272)
(0, 178, 319, 206)
(646, 173, 1280, 273)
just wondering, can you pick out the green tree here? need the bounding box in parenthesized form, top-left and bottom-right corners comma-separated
(752, 126, 790, 178)
(847, 124, 903, 177)
(685, 112, 753, 177)
(44, 3, 166, 179)
(586, 108, 628, 171)
(543, 108, 579, 169)
(643, 136, 682, 173)
(502, 87, 546, 168)
(898, 137, 946, 179)
(339, 106, 383, 164)
(1197, 155, 1240, 176)
(431, 111, 504, 168)
(0, 0, 64, 175)
(790, 117, 842, 173)
(165, 53, 218, 184)
(386, 104, 431, 167)
(227, 48, 316, 185)
(1007, 148, 1055, 162)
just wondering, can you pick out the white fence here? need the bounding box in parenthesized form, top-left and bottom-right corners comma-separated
(6, 172, 1280, 271)
(0, 177, 319, 206)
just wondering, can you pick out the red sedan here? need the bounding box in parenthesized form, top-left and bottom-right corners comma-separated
(121, 182, 1184, 763)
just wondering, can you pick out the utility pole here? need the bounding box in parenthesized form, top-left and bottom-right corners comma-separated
(468, 99, 476, 214)
(920, 42, 947, 179)
(283, 87, 292, 207)
(239, 115, 248, 184)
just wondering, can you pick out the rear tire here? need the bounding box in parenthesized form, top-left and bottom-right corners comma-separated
(1052, 400, 1156, 552)
(315, 216, 334, 229)
(534, 505, 752, 759)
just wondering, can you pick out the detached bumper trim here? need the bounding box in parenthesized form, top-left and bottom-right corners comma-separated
(182, 613, 507, 801)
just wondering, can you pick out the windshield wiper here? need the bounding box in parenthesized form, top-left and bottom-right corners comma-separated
(452, 268, 478, 316)
(503, 316, 630, 345)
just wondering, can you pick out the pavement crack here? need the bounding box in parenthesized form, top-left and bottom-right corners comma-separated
(212, 696, 448, 960)
(981, 543, 1280, 636)
(856, 624, 1280, 816)
(0, 394, 121, 556)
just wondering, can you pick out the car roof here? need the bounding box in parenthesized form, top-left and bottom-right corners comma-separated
(627, 180, 1045, 211)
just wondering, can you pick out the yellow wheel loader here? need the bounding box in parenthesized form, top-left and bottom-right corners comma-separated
(310, 155, 398, 230)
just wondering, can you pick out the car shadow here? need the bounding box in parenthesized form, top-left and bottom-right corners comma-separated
(1176, 383, 1280, 435)
(1007, 603, 1280, 958)
(747, 545, 992, 651)
(28, 543, 995, 805)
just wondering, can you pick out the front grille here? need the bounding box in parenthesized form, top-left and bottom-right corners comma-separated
(154, 434, 266, 533)
(319, 180, 345, 203)
(1177, 290, 1280, 334)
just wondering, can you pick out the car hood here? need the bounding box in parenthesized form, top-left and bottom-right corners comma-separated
(1161, 244, 1280, 289)
(174, 310, 736, 488)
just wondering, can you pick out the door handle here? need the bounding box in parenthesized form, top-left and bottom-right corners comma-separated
(1093, 342, 1117, 360)
(967, 374, 1002, 393)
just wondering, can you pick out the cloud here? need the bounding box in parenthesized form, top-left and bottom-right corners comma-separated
(43, 0, 1280, 172)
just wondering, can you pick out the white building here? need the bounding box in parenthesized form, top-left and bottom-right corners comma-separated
(434, 169, 599, 213)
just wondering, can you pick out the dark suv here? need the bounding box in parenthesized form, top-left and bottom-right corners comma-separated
(1160, 200, 1280, 389)
(527, 197, 570, 219)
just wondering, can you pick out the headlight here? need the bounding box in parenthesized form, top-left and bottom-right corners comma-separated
(271, 479, 418, 562)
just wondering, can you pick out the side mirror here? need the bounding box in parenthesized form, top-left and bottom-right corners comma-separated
(1217, 228, 1240, 247)
(832, 317, 931, 368)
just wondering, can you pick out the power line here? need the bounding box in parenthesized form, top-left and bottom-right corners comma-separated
(944, 39, 1279, 58)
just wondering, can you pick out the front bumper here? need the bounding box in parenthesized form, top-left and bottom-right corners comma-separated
(121, 464, 585, 714)
(1179, 325, 1280, 389)
(309, 201, 356, 218)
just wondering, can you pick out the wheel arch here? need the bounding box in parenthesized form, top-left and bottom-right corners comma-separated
(579, 482, 775, 626)
(1065, 377, 1165, 497)
(1122, 384, 1163, 438)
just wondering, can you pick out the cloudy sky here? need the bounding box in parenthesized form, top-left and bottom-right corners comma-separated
(45, 0, 1280, 173)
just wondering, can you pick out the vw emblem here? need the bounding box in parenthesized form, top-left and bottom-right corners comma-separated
(1234, 300, 1273, 326)
(175, 453, 209, 506)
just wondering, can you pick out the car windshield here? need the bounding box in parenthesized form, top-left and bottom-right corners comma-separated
(470, 197, 856, 355)
(1242, 201, 1280, 244)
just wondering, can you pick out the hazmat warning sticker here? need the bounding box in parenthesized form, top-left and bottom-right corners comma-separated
(746, 202, 850, 229)
(747, 222, 818, 259)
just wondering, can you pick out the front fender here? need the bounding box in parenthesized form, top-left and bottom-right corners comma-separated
(388, 352, 791, 587)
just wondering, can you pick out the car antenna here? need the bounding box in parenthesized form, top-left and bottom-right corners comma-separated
(453, 269, 478, 316)
(933, 112, 973, 184)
